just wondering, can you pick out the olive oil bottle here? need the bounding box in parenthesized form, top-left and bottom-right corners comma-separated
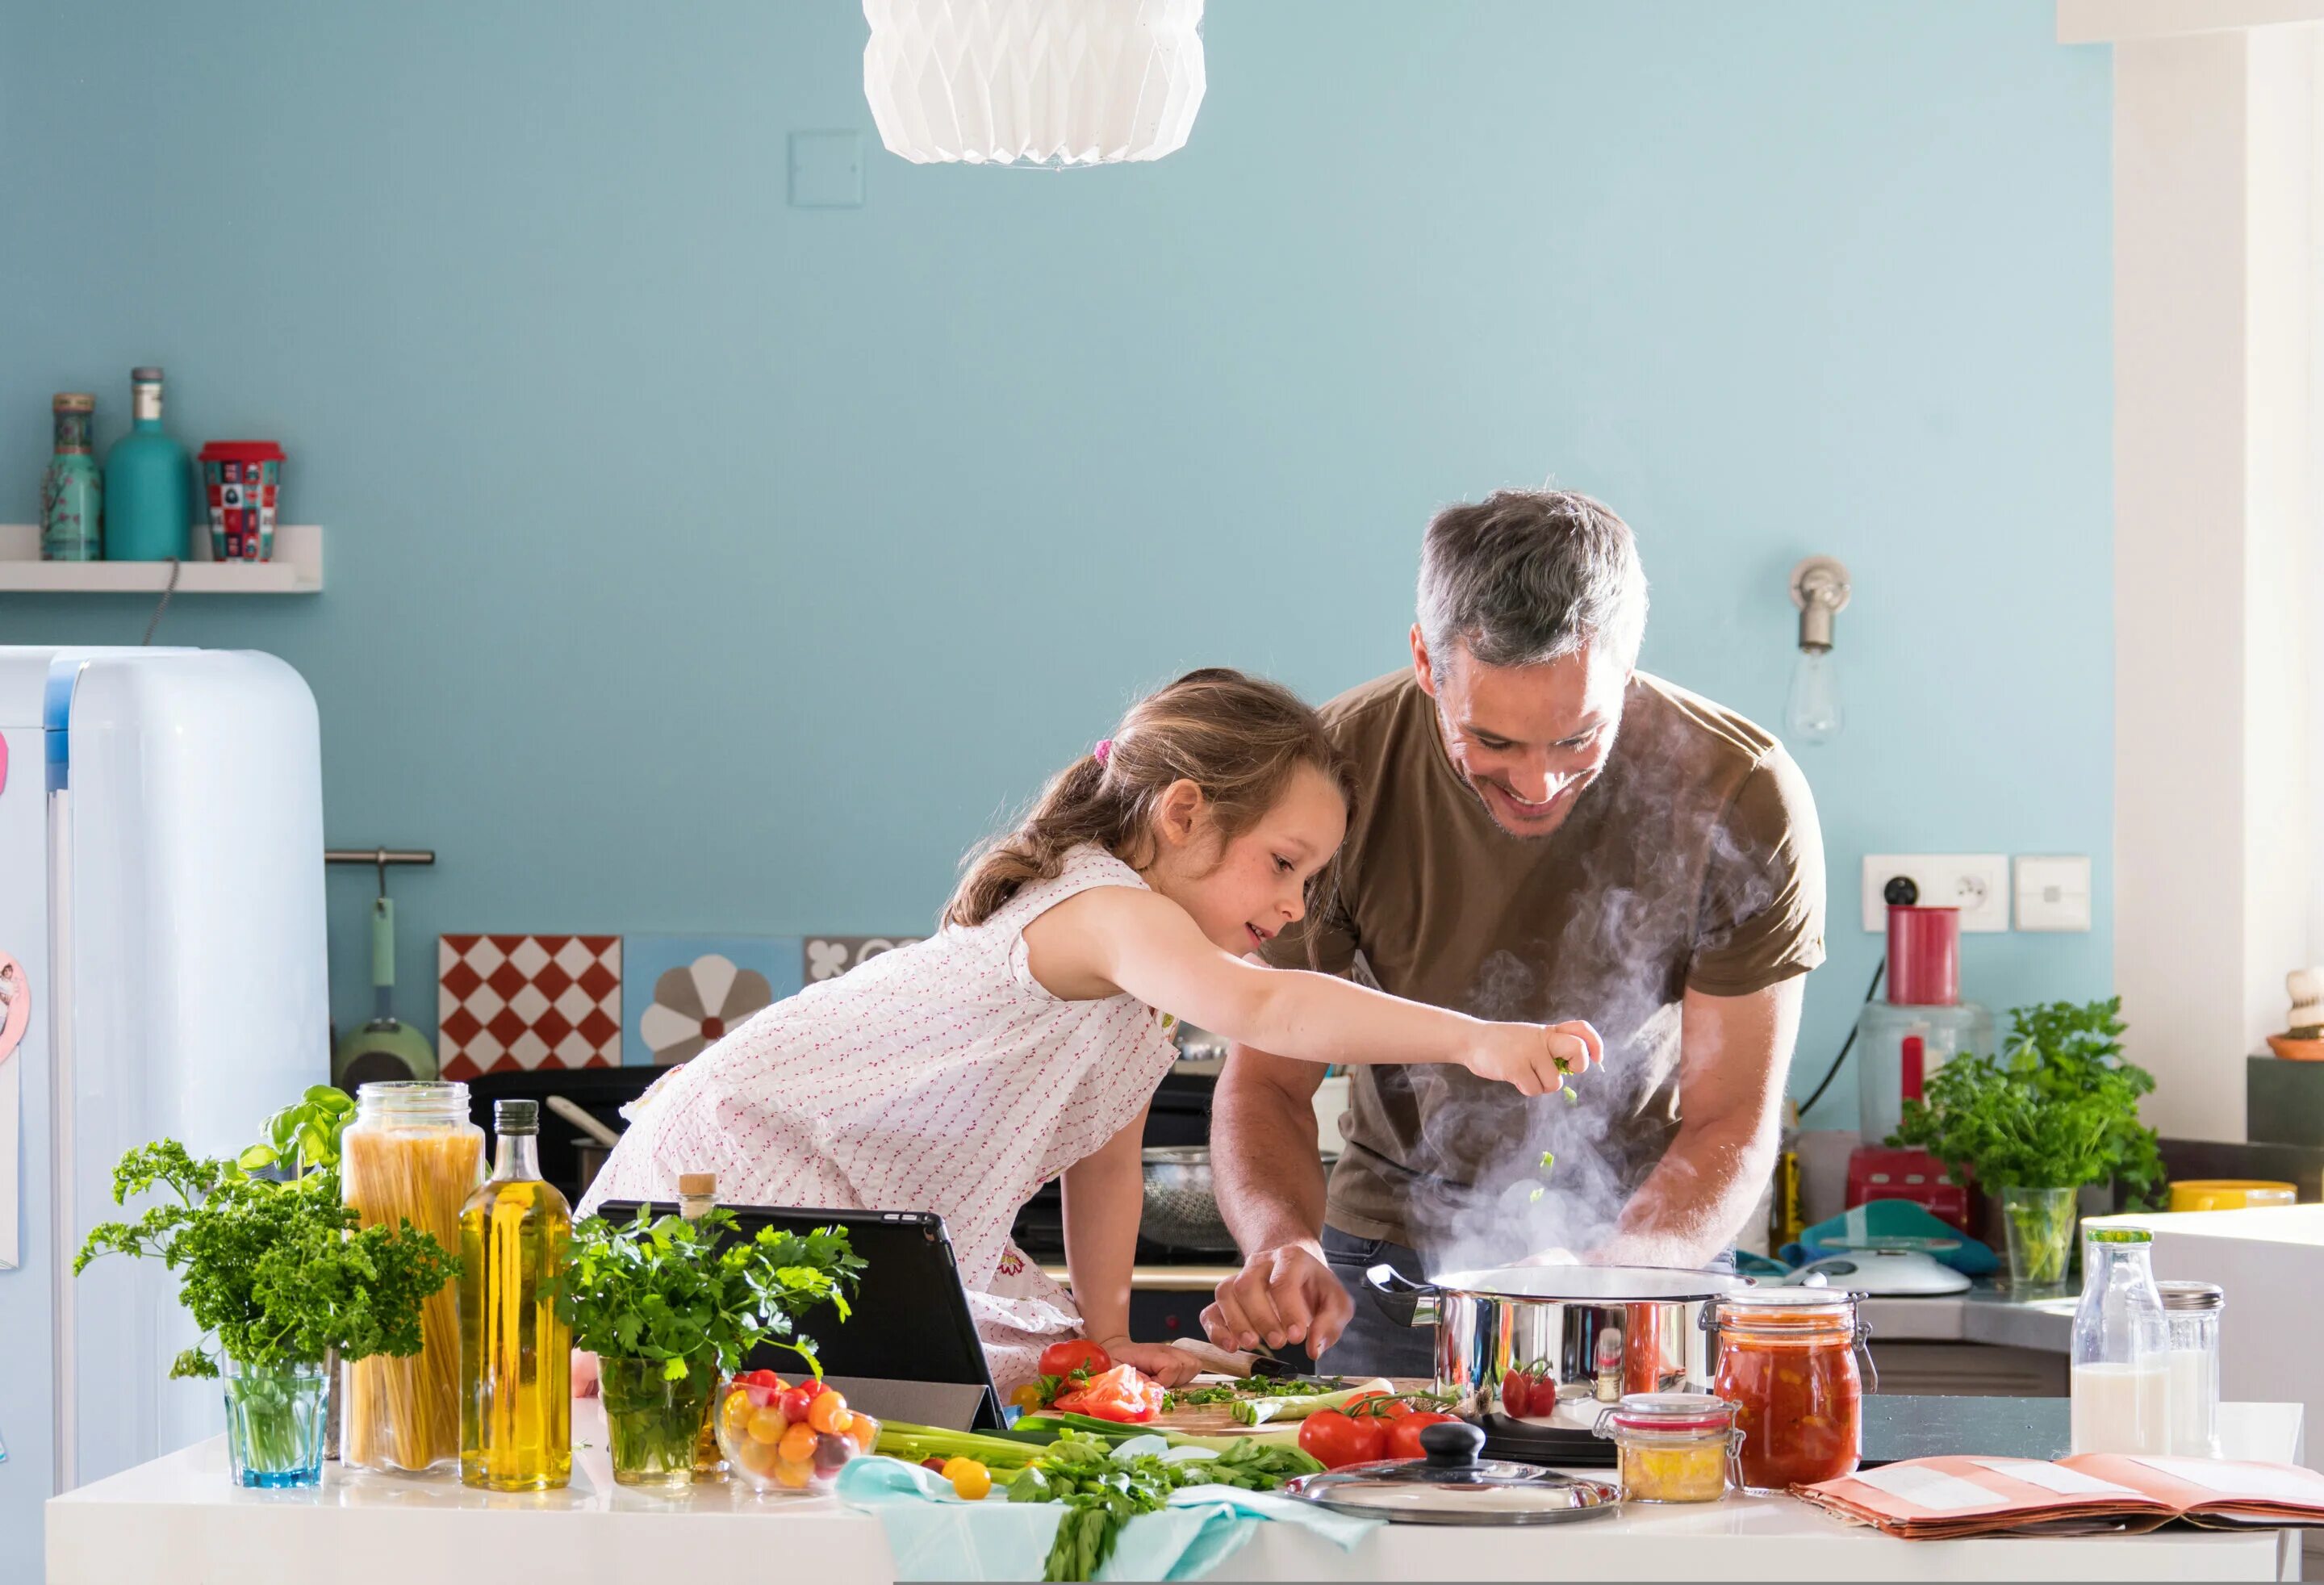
(459, 1099, 572, 1490)
(680, 1173, 729, 1481)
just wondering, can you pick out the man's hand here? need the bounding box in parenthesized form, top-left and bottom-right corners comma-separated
(1202, 1242, 1353, 1360)
(1464, 1019, 1603, 1096)
(1092, 1336, 1202, 1387)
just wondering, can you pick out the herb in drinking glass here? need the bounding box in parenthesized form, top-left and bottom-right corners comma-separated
(1888, 997, 2163, 1206)
(554, 1204, 864, 1382)
(75, 1139, 458, 1378)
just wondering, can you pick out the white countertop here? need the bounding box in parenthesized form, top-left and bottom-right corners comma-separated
(47, 1399, 2305, 1583)
(1859, 1283, 2079, 1351)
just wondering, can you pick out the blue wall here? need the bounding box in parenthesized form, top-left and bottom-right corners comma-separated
(0, 0, 2111, 1133)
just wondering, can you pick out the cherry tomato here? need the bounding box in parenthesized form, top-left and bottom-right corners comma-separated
(746, 1368, 784, 1389)
(1502, 1368, 1544, 1419)
(746, 1406, 787, 1445)
(1385, 1410, 1460, 1460)
(944, 1457, 993, 1500)
(846, 1413, 880, 1453)
(776, 1386, 814, 1424)
(807, 1391, 854, 1436)
(797, 1377, 830, 1399)
(778, 1422, 817, 1463)
(1298, 1409, 1387, 1470)
(922, 1457, 951, 1473)
(1037, 1340, 1113, 1379)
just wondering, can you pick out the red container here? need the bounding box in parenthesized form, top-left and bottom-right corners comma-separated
(199, 441, 286, 562)
(1886, 905, 1959, 1007)
(1843, 1145, 1971, 1233)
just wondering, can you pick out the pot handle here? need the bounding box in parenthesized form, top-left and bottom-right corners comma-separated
(1362, 1264, 1440, 1328)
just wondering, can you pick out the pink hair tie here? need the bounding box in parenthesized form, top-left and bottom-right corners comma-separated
(1094, 739, 1114, 766)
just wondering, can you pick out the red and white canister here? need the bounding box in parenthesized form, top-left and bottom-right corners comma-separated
(199, 440, 286, 562)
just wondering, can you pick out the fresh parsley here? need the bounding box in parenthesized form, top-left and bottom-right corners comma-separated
(1888, 997, 2163, 1205)
(554, 1204, 864, 1384)
(75, 1139, 458, 1378)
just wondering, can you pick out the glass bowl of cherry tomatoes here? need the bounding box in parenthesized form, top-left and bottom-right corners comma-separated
(714, 1370, 880, 1495)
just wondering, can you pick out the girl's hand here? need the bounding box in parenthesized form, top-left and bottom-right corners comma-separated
(1094, 1336, 1202, 1388)
(1464, 1020, 1603, 1097)
(571, 1348, 601, 1399)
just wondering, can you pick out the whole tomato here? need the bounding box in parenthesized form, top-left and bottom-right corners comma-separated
(1038, 1340, 1113, 1379)
(1385, 1410, 1460, 1460)
(1298, 1409, 1387, 1470)
(1500, 1368, 1535, 1418)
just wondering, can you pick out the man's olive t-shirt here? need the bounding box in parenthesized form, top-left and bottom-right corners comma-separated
(1263, 670, 1825, 1262)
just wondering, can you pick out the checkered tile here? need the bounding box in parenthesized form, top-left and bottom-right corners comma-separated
(438, 934, 622, 1078)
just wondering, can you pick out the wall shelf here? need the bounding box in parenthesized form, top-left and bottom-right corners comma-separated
(0, 523, 324, 594)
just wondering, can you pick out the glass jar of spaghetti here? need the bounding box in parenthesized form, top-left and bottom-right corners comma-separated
(1707, 1289, 1871, 1494)
(341, 1081, 483, 1473)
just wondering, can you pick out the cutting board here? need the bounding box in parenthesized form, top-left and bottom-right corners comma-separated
(1150, 1377, 1434, 1437)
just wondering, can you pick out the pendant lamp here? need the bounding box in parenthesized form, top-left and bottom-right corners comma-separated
(862, 0, 1206, 167)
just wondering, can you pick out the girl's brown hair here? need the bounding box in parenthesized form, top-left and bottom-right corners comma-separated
(944, 667, 1356, 931)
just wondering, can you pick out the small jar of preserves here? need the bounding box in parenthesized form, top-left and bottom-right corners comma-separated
(1707, 1289, 1871, 1494)
(1593, 1392, 1737, 1503)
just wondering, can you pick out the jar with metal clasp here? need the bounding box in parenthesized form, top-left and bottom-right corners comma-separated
(1591, 1392, 1740, 1503)
(1704, 1289, 1875, 1494)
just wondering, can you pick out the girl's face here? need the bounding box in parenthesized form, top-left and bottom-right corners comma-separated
(1143, 763, 1349, 956)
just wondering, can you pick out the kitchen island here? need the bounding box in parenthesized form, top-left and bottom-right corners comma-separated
(48, 1399, 2306, 1583)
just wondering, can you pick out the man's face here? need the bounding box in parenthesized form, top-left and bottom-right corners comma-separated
(1411, 628, 1631, 839)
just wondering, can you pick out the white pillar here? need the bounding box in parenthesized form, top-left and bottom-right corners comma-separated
(2100, 13, 2321, 1140)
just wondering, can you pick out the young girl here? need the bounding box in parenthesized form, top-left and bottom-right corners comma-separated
(579, 668, 1600, 1392)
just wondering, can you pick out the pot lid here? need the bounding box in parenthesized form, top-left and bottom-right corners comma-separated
(1279, 1421, 1620, 1525)
(1422, 1263, 1751, 1303)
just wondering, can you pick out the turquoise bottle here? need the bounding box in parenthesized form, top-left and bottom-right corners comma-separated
(103, 366, 192, 561)
(40, 393, 102, 561)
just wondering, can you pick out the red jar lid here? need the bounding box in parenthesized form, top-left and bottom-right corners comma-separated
(199, 441, 286, 462)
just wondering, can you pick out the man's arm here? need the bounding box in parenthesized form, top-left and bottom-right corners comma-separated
(1202, 1044, 1354, 1359)
(1593, 977, 1803, 1267)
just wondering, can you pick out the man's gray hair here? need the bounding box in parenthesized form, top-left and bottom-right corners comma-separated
(1416, 488, 1649, 671)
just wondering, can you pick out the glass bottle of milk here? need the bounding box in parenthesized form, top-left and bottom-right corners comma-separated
(2070, 1226, 2170, 1454)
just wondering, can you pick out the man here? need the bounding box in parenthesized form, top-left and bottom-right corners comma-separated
(1203, 488, 1825, 1375)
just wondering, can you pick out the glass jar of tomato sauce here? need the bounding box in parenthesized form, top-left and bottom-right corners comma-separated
(1707, 1290, 1873, 1494)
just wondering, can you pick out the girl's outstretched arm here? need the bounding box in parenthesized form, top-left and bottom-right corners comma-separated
(1022, 886, 1601, 1094)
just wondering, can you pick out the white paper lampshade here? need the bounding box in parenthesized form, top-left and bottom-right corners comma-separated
(862, 0, 1206, 167)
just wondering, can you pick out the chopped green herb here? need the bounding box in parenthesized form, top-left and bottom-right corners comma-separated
(1539, 1150, 1555, 1169)
(1529, 1187, 1544, 1202)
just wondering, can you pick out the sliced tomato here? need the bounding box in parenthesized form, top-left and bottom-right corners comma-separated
(1385, 1410, 1460, 1460)
(1298, 1409, 1387, 1470)
(1050, 1363, 1164, 1423)
(1037, 1340, 1113, 1379)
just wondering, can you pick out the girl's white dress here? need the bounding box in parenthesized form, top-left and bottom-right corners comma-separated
(578, 843, 1181, 1391)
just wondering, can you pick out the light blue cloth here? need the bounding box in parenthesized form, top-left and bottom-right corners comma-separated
(835, 1453, 1377, 1582)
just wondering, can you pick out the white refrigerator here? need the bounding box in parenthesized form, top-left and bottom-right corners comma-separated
(0, 647, 328, 1558)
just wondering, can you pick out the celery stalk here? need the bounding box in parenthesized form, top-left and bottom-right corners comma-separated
(1230, 1378, 1394, 1427)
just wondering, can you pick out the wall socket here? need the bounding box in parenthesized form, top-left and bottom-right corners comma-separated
(1860, 854, 2010, 933)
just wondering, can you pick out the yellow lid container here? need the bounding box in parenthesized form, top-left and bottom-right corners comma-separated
(2167, 1179, 2297, 1212)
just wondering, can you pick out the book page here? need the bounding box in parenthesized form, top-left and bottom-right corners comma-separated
(2130, 1458, 2324, 1507)
(1972, 1459, 2142, 1499)
(1847, 1462, 2009, 1513)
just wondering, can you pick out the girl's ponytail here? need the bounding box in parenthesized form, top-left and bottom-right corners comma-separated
(943, 668, 1353, 930)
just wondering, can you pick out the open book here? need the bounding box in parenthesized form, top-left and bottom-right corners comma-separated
(1795, 1455, 2324, 1539)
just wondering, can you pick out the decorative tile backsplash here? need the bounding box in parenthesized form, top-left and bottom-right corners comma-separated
(438, 934, 622, 1078)
(622, 935, 801, 1066)
(803, 935, 924, 984)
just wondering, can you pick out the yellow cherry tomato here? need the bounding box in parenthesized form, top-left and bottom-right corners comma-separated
(946, 1457, 992, 1501)
(846, 1413, 880, 1453)
(775, 1457, 812, 1489)
(778, 1422, 818, 1464)
(746, 1406, 787, 1445)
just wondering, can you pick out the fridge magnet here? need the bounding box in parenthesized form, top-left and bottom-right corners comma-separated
(621, 935, 801, 1066)
(437, 935, 622, 1078)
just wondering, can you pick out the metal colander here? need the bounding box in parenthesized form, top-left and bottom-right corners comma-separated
(1140, 1146, 1238, 1253)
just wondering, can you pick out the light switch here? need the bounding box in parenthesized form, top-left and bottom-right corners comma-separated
(2014, 855, 2092, 932)
(789, 131, 865, 209)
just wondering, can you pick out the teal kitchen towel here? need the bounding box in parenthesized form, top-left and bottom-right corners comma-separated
(835, 1457, 1377, 1581)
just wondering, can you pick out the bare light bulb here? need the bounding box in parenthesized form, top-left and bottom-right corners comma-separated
(1787, 646, 1843, 743)
(1786, 556, 1852, 746)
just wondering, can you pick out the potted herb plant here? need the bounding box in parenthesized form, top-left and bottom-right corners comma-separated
(76, 1134, 458, 1488)
(1890, 997, 2163, 1294)
(558, 1205, 863, 1487)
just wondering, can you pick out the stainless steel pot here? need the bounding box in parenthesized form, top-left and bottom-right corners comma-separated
(1365, 1263, 1753, 1432)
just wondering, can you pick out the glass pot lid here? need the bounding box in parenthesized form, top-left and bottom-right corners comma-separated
(1278, 1421, 1620, 1525)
